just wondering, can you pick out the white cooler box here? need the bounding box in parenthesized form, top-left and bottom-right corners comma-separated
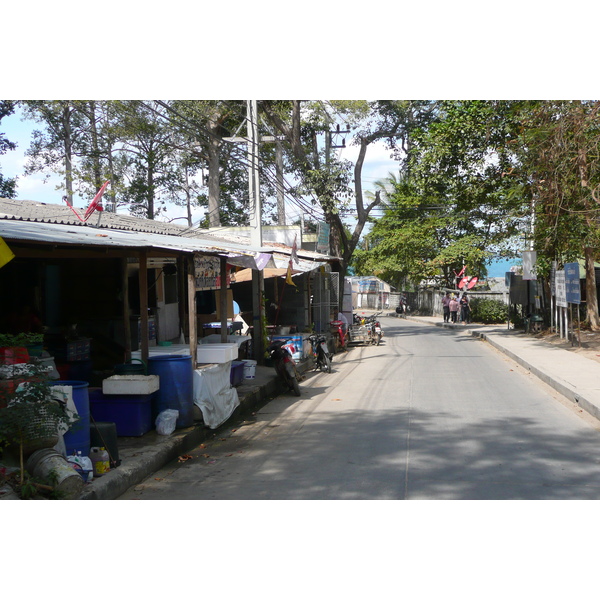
(196, 343, 238, 363)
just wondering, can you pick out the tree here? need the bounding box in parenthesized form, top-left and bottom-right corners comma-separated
(260, 100, 426, 276)
(353, 101, 526, 287)
(22, 101, 90, 204)
(0, 101, 18, 198)
(514, 100, 600, 329)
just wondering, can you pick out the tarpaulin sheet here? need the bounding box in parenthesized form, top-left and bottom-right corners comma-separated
(193, 362, 239, 429)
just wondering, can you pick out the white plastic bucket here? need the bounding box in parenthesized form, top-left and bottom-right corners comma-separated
(242, 359, 257, 379)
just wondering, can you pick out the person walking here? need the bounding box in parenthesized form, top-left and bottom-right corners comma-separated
(442, 291, 451, 323)
(460, 293, 471, 324)
(449, 294, 459, 324)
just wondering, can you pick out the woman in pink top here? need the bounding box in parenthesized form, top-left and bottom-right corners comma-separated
(449, 296, 459, 323)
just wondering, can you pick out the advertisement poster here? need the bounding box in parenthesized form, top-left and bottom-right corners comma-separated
(194, 255, 230, 291)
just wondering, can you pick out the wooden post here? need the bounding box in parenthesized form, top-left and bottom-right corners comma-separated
(121, 257, 131, 362)
(188, 255, 197, 370)
(220, 256, 228, 343)
(139, 252, 149, 364)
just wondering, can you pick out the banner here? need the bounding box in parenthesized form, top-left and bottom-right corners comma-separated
(0, 236, 15, 269)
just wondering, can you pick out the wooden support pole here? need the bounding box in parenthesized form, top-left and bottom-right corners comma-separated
(188, 255, 197, 370)
(121, 257, 131, 362)
(220, 256, 228, 343)
(139, 252, 149, 364)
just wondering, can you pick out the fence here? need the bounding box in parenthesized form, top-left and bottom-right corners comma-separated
(414, 289, 509, 316)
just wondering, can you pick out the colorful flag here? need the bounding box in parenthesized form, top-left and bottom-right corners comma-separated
(0, 236, 15, 269)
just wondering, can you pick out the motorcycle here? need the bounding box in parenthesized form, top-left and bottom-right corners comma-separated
(365, 312, 383, 345)
(330, 320, 348, 351)
(267, 339, 301, 396)
(308, 333, 332, 373)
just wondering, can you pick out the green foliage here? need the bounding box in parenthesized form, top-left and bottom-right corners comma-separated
(469, 298, 508, 324)
(0, 332, 43, 347)
(0, 100, 18, 198)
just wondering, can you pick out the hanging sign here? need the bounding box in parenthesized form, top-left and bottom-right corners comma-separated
(194, 255, 230, 291)
(564, 262, 581, 304)
(555, 270, 567, 308)
(316, 222, 330, 253)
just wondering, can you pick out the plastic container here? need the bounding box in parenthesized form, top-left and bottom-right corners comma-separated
(114, 359, 146, 376)
(148, 355, 193, 428)
(90, 421, 120, 467)
(50, 380, 90, 457)
(26, 448, 84, 499)
(230, 360, 245, 386)
(89, 446, 110, 477)
(0, 346, 29, 365)
(90, 389, 153, 437)
(242, 359, 257, 379)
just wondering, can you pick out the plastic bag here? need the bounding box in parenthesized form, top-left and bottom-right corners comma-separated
(156, 409, 179, 435)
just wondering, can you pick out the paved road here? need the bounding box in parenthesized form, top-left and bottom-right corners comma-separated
(119, 317, 600, 499)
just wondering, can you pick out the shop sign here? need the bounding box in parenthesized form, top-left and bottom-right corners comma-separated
(194, 256, 230, 291)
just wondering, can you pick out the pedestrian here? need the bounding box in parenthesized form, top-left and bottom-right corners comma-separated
(460, 293, 470, 324)
(442, 291, 451, 323)
(449, 294, 459, 323)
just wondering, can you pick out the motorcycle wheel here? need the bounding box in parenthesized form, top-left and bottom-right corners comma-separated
(376, 333, 381, 346)
(291, 376, 301, 396)
(321, 353, 331, 373)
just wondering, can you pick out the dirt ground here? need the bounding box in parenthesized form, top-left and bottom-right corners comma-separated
(532, 326, 600, 365)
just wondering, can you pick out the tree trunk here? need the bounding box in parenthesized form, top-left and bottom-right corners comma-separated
(62, 105, 73, 205)
(207, 132, 221, 227)
(584, 247, 600, 330)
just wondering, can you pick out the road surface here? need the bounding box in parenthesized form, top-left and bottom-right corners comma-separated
(120, 317, 600, 499)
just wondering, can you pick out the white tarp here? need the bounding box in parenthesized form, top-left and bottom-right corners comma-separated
(193, 362, 239, 429)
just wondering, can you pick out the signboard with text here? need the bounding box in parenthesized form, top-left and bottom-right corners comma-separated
(555, 270, 567, 308)
(316, 222, 330, 253)
(564, 262, 581, 304)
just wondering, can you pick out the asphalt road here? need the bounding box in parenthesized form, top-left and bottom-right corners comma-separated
(119, 317, 600, 500)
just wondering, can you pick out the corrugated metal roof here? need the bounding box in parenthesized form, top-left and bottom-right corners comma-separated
(0, 198, 337, 267)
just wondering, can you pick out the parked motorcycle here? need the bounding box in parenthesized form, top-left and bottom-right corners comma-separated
(365, 312, 383, 345)
(330, 320, 348, 351)
(267, 339, 301, 396)
(308, 333, 332, 373)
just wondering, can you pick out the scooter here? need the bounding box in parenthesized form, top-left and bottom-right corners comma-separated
(330, 320, 348, 351)
(267, 339, 301, 396)
(308, 333, 332, 373)
(365, 312, 383, 345)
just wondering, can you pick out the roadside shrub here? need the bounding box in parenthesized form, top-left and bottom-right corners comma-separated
(470, 298, 508, 324)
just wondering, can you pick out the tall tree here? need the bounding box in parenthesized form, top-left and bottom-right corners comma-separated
(514, 100, 600, 329)
(0, 101, 18, 199)
(353, 101, 527, 287)
(22, 101, 88, 204)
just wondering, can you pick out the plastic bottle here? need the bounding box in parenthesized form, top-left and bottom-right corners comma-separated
(90, 447, 110, 477)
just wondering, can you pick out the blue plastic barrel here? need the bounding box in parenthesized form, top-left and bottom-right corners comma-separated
(50, 380, 90, 456)
(147, 355, 193, 428)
